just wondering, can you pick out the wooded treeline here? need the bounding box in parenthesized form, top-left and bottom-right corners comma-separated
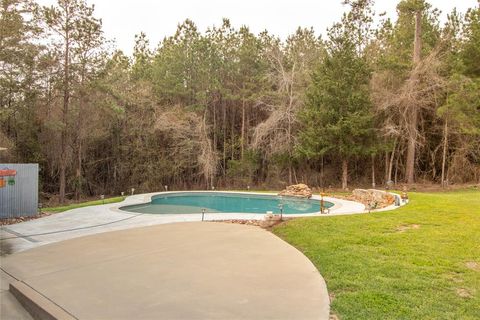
(1, 0, 479, 202)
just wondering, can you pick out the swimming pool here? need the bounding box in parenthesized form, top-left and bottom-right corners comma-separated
(120, 192, 333, 215)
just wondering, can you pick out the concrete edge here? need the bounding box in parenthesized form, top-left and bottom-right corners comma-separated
(264, 229, 331, 319)
(9, 281, 76, 320)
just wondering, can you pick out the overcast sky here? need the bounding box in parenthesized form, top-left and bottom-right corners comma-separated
(37, 0, 478, 56)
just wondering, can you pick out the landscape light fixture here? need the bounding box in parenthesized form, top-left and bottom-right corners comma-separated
(201, 208, 206, 221)
(131, 188, 135, 195)
(164, 185, 168, 191)
(385, 180, 394, 190)
(320, 192, 326, 214)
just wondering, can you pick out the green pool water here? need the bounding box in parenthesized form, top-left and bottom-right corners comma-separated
(120, 192, 333, 215)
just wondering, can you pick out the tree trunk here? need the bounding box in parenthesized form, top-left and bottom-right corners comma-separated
(241, 97, 245, 160)
(59, 17, 71, 204)
(75, 141, 82, 201)
(387, 139, 397, 183)
(405, 113, 418, 184)
(202, 111, 211, 190)
(441, 118, 448, 188)
(394, 152, 400, 185)
(75, 64, 87, 201)
(342, 159, 348, 190)
(246, 106, 250, 147)
(405, 10, 422, 185)
(371, 154, 376, 188)
(231, 106, 235, 160)
(287, 112, 293, 185)
(287, 70, 295, 185)
(384, 151, 389, 184)
(213, 102, 216, 151)
(222, 99, 226, 177)
(320, 155, 324, 189)
(59, 161, 66, 202)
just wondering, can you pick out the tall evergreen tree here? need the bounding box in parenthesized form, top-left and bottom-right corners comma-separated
(298, 0, 375, 190)
(43, 0, 104, 202)
(0, 0, 43, 161)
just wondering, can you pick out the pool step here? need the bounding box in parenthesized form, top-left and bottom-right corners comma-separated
(9, 281, 75, 320)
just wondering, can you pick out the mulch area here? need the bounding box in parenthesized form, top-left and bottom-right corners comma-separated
(1, 196, 108, 226)
(0, 212, 53, 226)
(212, 219, 265, 226)
(212, 218, 294, 230)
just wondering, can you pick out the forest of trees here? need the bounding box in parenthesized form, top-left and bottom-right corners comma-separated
(1, 0, 479, 203)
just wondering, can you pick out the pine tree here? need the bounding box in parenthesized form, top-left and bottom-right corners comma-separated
(298, 0, 375, 190)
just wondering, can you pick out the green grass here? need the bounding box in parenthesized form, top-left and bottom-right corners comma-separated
(273, 189, 480, 319)
(43, 196, 126, 213)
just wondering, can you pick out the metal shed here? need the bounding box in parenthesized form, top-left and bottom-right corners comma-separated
(0, 163, 39, 218)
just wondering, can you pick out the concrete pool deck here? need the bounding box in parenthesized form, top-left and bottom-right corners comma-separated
(1, 222, 330, 320)
(0, 191, 405, 319)
(0, 191, 369, 254)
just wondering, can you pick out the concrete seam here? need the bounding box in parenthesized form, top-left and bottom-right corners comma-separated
(1, 227, 39, 243)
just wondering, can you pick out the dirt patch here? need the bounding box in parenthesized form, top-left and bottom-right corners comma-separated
(329, 313, 340, 320)
(395, 224, 420, 232)
(329, 292, 336, 302)
(465, 261, 480, 272)
(456, 288, 473, 298)
(0, 212, 53, 226)
(444, 272, 464, 284)
(213, 219, 264, 227)
(212, 218, 293, 230)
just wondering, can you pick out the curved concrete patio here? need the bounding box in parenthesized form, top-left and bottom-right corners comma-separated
(1, 222, 330, 320)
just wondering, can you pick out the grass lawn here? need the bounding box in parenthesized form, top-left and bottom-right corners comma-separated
(273, 189, 480, 320)
(43, 196, 126, 213)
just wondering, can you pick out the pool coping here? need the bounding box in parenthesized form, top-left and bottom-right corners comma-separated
(110, 190, 405, 219)
(116, 191, 340, 216)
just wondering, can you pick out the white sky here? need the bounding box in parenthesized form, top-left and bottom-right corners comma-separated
(37, 0, 478, 56)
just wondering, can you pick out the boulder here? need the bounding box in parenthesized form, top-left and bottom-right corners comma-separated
(278, 184, 312, 199)
(352, 189, 395, 208)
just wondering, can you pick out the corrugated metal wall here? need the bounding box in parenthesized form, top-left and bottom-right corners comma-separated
(0, 163, 39, 218)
